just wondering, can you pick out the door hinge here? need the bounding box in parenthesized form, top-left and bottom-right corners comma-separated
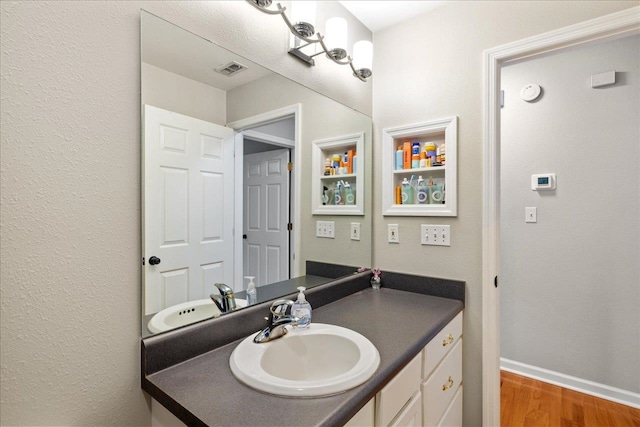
(494, 276, 498, 288)
(287, 222, 293, 231)
(287, 162, 293, 171)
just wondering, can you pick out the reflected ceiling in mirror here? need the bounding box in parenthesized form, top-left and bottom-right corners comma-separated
(141, 10, 372, 338)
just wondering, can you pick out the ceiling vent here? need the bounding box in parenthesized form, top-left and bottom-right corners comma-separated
(214, 61, 248, 76)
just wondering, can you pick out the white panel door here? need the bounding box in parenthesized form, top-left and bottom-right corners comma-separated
(243, 149, 290, 287)
(144, 105, 235, 315)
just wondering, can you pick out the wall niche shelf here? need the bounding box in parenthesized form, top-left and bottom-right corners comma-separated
(312, 132, 364, 216)
(382, 117, 457, 217)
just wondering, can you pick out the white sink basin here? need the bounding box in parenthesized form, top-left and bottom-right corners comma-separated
(148, 298, 247, 333)
(229, 323, 380, 397)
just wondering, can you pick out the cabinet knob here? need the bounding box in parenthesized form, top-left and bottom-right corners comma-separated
(442, 376, 454, 391)
(442, 333, 454, 346)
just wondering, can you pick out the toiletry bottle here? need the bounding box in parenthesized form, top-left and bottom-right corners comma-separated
(416, 176, 429, 204)
(411, 142, 420, 168)
(426, 142, 437, 165)
(395, 146, 403, 170)
(334, 182, 343, 205)
(403, 142, 411, 170)
(324, 157, 332, 176)
(245, 276, 257, 305)
(292, 286, 312, 328)
(401, 177, 414, 205)
(419, 151, 427, 168)
(347, 149, 354, 174)
(344, 181, 355, 205)
(352, 151, 357, 174)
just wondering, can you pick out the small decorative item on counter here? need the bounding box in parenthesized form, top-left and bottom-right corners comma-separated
(357, 267, 369, 273)
(370, 268, 382, 290)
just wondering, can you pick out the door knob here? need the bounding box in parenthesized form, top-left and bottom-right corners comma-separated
(243, 234, 247, 239)
(148, 256, 161, 265)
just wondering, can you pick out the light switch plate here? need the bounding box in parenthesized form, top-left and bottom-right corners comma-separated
(525, 207, 537, 223)
(350, 222, 361, 241)
(316, 221, 335, 238)
(421, 224, 451, 246)
(387, 224, 399, 243)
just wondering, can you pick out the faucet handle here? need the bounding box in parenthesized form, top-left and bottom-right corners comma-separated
(269, 299, 294, 319)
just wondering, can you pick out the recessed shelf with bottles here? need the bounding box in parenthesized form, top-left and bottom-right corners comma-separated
(382, 117, 457, 217)
(312, 132, 364, 215)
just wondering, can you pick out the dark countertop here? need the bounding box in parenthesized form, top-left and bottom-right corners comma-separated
(144, 287, 463, 426)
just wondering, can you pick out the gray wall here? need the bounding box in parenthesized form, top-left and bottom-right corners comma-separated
(370, 2, 638, 425)
(500, 34, 640, 393)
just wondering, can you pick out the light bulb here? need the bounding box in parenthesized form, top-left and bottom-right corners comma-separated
(324, 17, 348, 51)
(353, 40, 373, 71)
(291, 1, 316, 37)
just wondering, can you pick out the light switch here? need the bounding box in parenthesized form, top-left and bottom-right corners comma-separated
(525, 207, 537, 223)
(350, 223, 361, 241)
(387, 224, 399, 243)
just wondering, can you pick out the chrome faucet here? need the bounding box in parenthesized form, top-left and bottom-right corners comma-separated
(210, 283, 237, 314)
(253, 299, 300, 343)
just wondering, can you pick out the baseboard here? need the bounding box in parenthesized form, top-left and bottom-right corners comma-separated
(500, 358, 640, 409)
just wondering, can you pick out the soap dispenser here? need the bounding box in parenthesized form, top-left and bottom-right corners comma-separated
(292, 286, 312, 328)
(245, 276, 256, 305)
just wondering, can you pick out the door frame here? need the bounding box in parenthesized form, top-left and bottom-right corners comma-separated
(228, 104, 301, 291)
(481, 7, 639, 425)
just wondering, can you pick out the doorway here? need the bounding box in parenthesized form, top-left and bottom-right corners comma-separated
(482, 8, 640, 425)
(242, 130, 293, 288)
(228, 104, 301, 293)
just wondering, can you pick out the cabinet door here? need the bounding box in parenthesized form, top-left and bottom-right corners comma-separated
(437, 386, 463, 427)
(390, 392, 422, 427)
(422, 339, 462, 426)
(376, 353, 421, 426)
(345, 398, 375, 427)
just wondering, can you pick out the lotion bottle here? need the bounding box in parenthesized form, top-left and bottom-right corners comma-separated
(245, 276, 257, 305)
(292, 286, 312, 328)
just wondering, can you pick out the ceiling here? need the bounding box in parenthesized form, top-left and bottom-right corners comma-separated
(339, 1, 446, 32)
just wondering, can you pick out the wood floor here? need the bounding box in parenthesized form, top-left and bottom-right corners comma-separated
(501, 370, 640, 427)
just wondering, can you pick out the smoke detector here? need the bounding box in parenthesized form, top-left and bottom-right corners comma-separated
(214, 61, 248, 76)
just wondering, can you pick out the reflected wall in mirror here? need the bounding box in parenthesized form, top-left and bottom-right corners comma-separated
(141, 10, 372, 337)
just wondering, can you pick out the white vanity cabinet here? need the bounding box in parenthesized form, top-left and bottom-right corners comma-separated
(345, 311, 463, 427)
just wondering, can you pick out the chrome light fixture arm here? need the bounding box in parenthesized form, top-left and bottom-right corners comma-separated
(247, 0, 370, 81)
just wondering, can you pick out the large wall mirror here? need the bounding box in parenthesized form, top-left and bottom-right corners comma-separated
(141, 10, 372, 337)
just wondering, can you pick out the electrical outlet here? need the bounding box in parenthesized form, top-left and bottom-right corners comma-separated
(388, 224, 400, 243)
(316, 221, 335, 238)
(421, 224, 451, 246)
(350, 223, 361, 241)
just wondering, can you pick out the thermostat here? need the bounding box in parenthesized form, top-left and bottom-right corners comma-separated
(531, 173, 556, 191)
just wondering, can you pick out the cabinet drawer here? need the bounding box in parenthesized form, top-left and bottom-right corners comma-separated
(421, 339, 462, 426)
(390, 391, 422, 427)
(422, 311, 462, 378)
(437, 385, 463, 427)
(376, 353, 421, 426)
(345, 398, 375, 427)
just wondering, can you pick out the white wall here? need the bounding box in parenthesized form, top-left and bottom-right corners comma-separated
(371, 2, 638, 424)
(500, 34, 640, 393)
(0, 1, 368, 425)
(142, 62, 226, 125)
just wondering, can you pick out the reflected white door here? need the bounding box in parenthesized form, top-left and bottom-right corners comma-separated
(243, 149, 290, 287)
(144, 105, 235, 315)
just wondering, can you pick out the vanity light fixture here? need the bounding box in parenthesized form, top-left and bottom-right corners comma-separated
(246, 0, 373, 82)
